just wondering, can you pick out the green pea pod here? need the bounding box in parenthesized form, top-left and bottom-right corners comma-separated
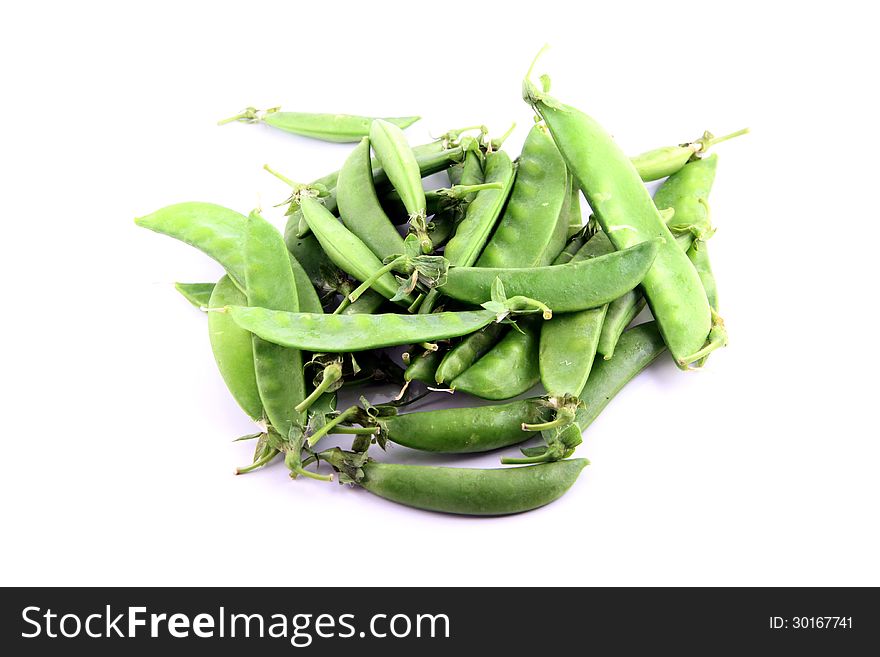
(219, 107, 420, 143)
(524, 60, 711, 367)
(369, 119, 428, 250)
(688, 242, 718, 309)
(450, 317, 541, 400)
(477, 125, 568, 268)
(135, 202, 250, 290)
(539, 306, 606, 399)
(443, 150, 515, 267)
(243, 212, 306, 439)
(631, 128, 748, 182)
(207, 275, 263, 421)
(379, 399, 551, 453)
(337, 138, 406, 259)
(227, 307, 504, 352)
(440, 238, 660, 313)
(288, 253, 323, 315)
(575, 322, 667, 432)
(404, 349, 443, 384)
(340, 290, 387, 315)
(175, 282, 215, 309)
(285, 232, 340, 297)
(434, 323, 505, 385)
(565, 174, 583, 238)
(299, 197, 413, 305)
(596, 291, 647, 360)
(349, 458, 589, 516)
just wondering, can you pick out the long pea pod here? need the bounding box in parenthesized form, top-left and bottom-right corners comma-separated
(377, 399, 550, 453)
(523, 55, 711, 367)
(207, 275, 264, 421)
(450, 316, 542, 400)
(369, 119, 430, 252)
(226, 304, 548, 353)
(336, 137, 406, 260)
(323, 450, 588, 516)
(243, 212, 306, 441)
(477, 124, 568, 268)
(218, 107, 420, 143)
(440, 238, 660, 313)
(631, 128, 748, 182)
(175, 282, 215, 309)
(575, 321, 667, 432)
(299, 197, 413, 305)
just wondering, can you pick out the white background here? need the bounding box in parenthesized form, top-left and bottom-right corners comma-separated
(2, 1, 878, 587)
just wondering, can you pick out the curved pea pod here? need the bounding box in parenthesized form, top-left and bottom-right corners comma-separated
(370, 120, 426, 231)
(575, 322, 667, 432)
(220, 107, 420, 142)
(443, 150, 515, 267)
(404, 349, 443, 384)
(338, 137, 406, 259)
(135, 202, 249, 290)
(596, 291, 647, 360)
(350, 458, 589, 516)
(227, 307, 502, 352)
(440, 238, 660, 313)
(450, 318, 541, 400)
(653, 154, 718, 240)
(434, 323, 505, 385)
(379, 399, 550, 453)
(477, 125, 568, 268)
(207, 276, 263, 421)
(175, 282, 215, 309)
(524, 67, 711, 366)
(243, 212, 306, 438)
(299, 197, 413, 306)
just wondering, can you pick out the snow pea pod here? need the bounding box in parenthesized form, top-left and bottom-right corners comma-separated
(370, 120, 429, 250)
(342, 458, 589, 516)
(336, 137, 406, 259)
(575, 322, 667, 432)
(477, 125, 568, 268)
(219, 107, 420, 143)
(378, 399, 551, 453)
(434, 323, 505, 385)
(564, 175, 583, 237)
(631, 129, 748, 182)
(450, 316, 541, 400)
(524, 57, 711, 367)
(227, 307, 514, 352)
(175, 282, 215, 309)
(440, 238, 660, 313)
(685, 242, 726, 367)
(207, 275, 263, 421)
(299, 197, 413, 305)
(243, 212, 306, 439)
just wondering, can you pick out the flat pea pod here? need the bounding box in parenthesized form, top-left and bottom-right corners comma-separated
(354, 459, 588, 516)
(378, 398, 550, 453)
(450, 317, 541, 400)
(631, 129, 748, 182)
(575, 322, 667, 432)
(434, 322, 505, 385)
(243, 212, 306, 438)
(369, 120, 425, 218)
(477, 125, 568, 268)
(299, 197, 413, 305)
(596, 291, 646, 360)
(220, 107, 420, 143)
(135, 202, 249, 290)
(207, 275, 263, 421)
(404, 349, 443, 384)
(175, 282, 215, 309)
(227, 307, 504, 352)
(443, 150, 515, 267)
(525, 74, 711, 367)
(337, 137, 406, 260)
(440, 238, 660, 313)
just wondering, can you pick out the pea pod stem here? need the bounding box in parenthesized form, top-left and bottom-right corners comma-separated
(295, 363, 343, 414)
(348, 257, 405, 303)
(292, 467, 333, 482)
(333, 426, 380, 436)
(217, 106, 278, 126)
(263, 163, 299, 189)
(308, 406, 359, 447)
(521, 410, 574, 432)
(694, 127, 750, 153)
(234, 449, 280, 475)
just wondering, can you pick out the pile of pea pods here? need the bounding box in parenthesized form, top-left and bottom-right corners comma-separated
(137, 53, 746, 516)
